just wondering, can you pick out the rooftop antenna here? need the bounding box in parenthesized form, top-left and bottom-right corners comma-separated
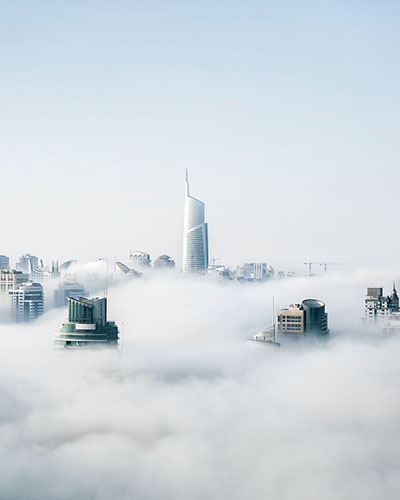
(272, 295, 275, 342)
(119, 321, 124, 364)
(186, 169, 189, 195)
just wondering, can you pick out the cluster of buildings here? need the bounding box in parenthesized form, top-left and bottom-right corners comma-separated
(0, 254, 87, 322)
(364, 285, 400, 333)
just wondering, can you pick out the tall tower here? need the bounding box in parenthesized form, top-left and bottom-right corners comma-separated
(183, 170, 209, 274)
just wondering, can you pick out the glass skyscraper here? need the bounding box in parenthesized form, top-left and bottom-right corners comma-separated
(183, 171, 209, 274)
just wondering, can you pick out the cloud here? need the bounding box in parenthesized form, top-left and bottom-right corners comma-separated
(0, 269, 399, 499)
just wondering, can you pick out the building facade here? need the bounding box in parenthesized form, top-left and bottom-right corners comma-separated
(183, 171, 208, 274)
(9, 282, 44, 322)
(0, 269, 29, 295)
(277, 299, 328, 336)
(365, 285, 399, 324)
(129, 251, 151, 268)
(0, 255, 9, 270)
(54, 297, 119, 349)
(15, 254, 39, 275)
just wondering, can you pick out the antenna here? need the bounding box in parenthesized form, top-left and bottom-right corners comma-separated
(272, 295, 275, 342)
(119, 320, 124, 364)
(186, 169, 189, 195)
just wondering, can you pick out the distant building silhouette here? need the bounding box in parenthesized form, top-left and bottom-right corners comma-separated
(54, 280, 87, 308)
(0, 255, 9, 270)
(153, 255, 175, 269)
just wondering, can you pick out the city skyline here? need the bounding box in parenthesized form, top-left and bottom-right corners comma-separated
(2, 2, 400, 268)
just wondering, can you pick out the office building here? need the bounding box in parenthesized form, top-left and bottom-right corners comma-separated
(183, 170, 208, 274)
(54, 280, 87, 308)
(153, 254, 175, 268)
(0, 269, 29, 295)
(365, 285, 399, 324)
(0, 255, 9, 270)
(277, 299, 328, 336)
(54, 297, 119, 349)
(9, 282, 44, 322)
(15, 254, 39, 275)
(129, 251, 151, 267)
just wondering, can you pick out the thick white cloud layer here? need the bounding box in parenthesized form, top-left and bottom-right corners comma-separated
(0, 270, 399, 500)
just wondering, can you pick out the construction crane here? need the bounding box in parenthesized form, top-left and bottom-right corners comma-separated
(209, 257, 222, 268)
(317, 262, 347, 273)
(304, 262, 318, 276)
(304, 261, 347, 276)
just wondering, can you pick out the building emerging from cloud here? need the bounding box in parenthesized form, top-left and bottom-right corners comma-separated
(183, 171, 208, 274)
(54, 297, 119, 349)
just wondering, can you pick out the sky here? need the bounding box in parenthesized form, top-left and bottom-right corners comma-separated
(1, 0, 400, 269)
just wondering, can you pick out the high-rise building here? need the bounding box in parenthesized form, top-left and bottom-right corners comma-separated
(0, 255, 9, 270)
(153, 254, 175, 268)
(54, 297, 119, 349)
(129, 251, 151, 268)
(54, 280, 88, 308)
(365, 285, 399, 324)
(183, 171, 208, 274)
(0, 269, 29, 295)
(15, 254, 39, 274)
(9, 282, 44, 322)
(277, 299, 328, 336)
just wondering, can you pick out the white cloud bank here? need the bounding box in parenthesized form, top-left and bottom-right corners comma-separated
(0, 269, 399, 500)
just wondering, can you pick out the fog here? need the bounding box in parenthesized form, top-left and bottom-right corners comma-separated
(0, 270, 399, 499)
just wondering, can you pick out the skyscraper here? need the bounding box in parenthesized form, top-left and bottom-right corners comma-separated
(9, 282, 44, 322)
(183, 171, 209, 274)
(54, 297, 119, 349)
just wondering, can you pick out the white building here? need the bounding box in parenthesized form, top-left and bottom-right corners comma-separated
(9, 282, 44, 322)
(183, 171, 208, 274)
(365, 285, 399, 324)
(0, 269, 29, 295)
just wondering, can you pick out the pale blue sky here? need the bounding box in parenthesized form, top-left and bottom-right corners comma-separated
(1, 1, 399, 269)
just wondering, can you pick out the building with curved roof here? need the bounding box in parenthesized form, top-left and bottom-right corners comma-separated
(183, 171, 208, 274)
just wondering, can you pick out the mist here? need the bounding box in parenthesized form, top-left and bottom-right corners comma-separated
(0, 269, 399, 500)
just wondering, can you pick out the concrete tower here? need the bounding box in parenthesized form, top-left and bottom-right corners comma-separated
(183, 171, 209, 274)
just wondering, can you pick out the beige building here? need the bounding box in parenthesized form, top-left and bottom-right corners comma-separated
(277, 304, 305, 334)
(0, 270, 29, 295)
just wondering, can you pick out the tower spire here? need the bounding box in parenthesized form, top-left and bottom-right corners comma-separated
(186, 169, 189, 195)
